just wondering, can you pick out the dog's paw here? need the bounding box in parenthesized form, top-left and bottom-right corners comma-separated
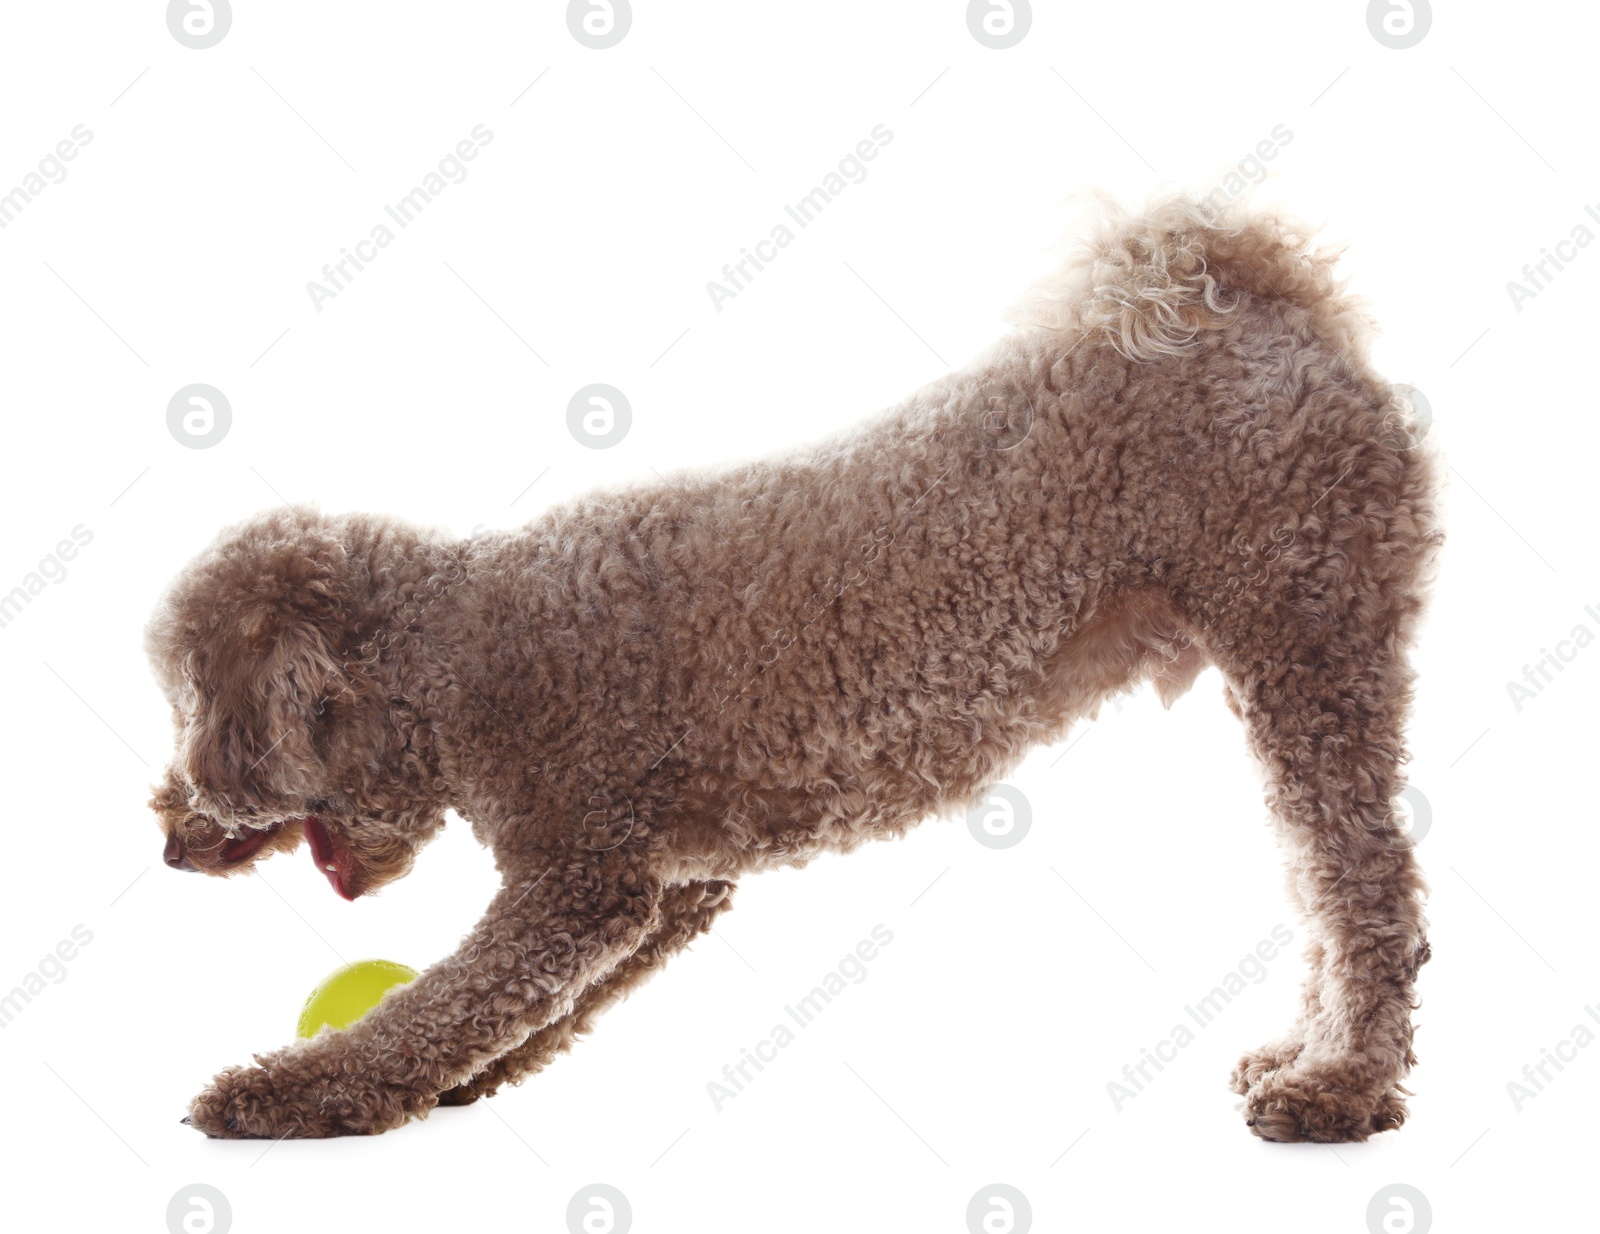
(1228, 1038, 1305, 1095)
(186, 1058, 425, 1139)
(1242, 1063, 1409, 1143)
(187, 1064, 293, 1139)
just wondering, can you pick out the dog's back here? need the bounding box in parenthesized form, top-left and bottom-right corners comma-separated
(573, 197, 1441, 868)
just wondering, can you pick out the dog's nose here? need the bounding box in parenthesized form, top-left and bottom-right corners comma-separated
(164, 830, 198, 872)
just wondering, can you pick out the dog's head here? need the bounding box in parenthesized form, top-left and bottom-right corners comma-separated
(146, 506, 448, 899)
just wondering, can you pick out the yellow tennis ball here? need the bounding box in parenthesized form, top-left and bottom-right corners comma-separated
(296, 960, 418, 1039)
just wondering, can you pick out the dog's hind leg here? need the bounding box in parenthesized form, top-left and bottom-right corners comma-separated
(1219, 667, 1329, 1091)
(1228, 934, 1326, 1094)
(438, 879, 736, 1105)
(1213, 610, 1429, 1143)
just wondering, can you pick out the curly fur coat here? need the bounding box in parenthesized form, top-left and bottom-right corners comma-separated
(147, 195, 1441, 1142)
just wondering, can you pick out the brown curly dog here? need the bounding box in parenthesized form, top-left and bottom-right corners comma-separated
(147, 195, 1441, 1142)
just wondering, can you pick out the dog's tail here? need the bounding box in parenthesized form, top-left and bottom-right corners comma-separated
(1006, 192, 1370, 362)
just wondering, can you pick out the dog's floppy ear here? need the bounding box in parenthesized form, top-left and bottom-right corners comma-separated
(155, 518, 354, 824)
(180, 611, 346, 822)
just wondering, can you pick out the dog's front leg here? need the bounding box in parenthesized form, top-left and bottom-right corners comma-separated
(186, 852, 662, 1138)
(440, 878, 736, 1105)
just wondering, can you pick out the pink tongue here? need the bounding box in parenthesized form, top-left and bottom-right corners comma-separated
(304, 817, 355, 901)
(218, 825, 277, 864)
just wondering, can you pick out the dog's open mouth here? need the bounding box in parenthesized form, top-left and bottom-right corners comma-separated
(303, 816, 357, 901)
(216, 823, 282, 865)
(196, 815, 357, 899)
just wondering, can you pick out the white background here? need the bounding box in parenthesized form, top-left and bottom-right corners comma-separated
(0, 1, 1593, 1231)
